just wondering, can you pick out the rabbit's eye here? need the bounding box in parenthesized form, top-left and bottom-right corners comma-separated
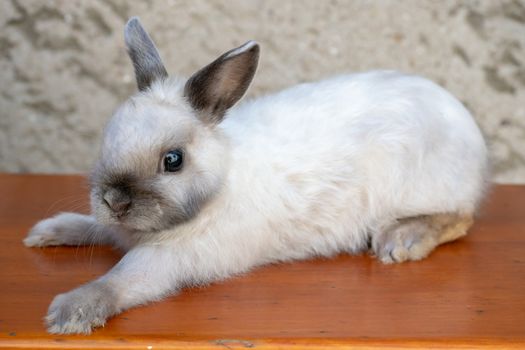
(164, 149, 184, 172)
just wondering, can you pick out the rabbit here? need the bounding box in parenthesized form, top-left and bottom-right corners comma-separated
(24, 17, 490, 334)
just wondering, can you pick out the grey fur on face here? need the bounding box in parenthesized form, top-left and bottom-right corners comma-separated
(124, 17, 168, 91)
(90, 164, 213, 233)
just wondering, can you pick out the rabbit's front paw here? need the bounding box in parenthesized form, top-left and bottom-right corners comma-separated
(46, 282, 117, 334)
(24, 217, 64, 247)
(24, 213, 91, 247)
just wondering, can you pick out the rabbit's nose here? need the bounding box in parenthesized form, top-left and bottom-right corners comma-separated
(103, 189, 131, 215)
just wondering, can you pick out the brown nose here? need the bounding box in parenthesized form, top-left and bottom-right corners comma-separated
(103, 189, 131, 215)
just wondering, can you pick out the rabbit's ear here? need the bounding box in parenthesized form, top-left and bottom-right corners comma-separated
(124, 17, 168, 91)
(184, 41, 259, 124)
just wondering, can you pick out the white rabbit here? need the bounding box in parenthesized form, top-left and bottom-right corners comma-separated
(24, 17, 489, 334)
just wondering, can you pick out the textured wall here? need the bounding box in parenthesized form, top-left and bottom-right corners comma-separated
(1, 0, 524, 183)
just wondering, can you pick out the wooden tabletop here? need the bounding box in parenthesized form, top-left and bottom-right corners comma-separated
(0, 174, 524, 349)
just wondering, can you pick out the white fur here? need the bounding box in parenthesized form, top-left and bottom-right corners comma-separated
(27, 70, 489, 334)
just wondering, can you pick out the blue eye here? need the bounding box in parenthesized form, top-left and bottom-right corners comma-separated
(164, 149, 184, 172)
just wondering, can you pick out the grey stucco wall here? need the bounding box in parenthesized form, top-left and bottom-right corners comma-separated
(1, 0, 524, 183)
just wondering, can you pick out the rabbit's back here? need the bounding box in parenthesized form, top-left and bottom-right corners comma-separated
(223, 70, 488, 221)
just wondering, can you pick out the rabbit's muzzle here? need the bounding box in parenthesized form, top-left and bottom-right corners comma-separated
(103, 188, 132, 218)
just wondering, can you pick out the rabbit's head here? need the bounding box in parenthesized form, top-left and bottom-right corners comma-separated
(90, 18, 259, 233)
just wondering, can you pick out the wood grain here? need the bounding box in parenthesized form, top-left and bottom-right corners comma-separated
(0, 174, 524, 349)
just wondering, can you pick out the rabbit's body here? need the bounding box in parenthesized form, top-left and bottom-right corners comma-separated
(212, 70, 487, 258)
(24, 18, 489, 334)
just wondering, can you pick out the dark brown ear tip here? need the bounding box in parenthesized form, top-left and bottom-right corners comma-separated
(224, 41, 260, 60)
(249, 42, 260, 55)
(244, 40, 258, 47)
(243, 40, 260, 54)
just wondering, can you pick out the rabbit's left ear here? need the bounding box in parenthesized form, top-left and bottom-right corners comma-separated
(184, 41, 259, 124)
(124, 17, 168, 91)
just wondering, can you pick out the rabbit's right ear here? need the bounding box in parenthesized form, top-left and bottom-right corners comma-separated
(124, 17, 168, 91)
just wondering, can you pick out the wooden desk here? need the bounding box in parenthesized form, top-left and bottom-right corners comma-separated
(0, 174, 524, 349)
